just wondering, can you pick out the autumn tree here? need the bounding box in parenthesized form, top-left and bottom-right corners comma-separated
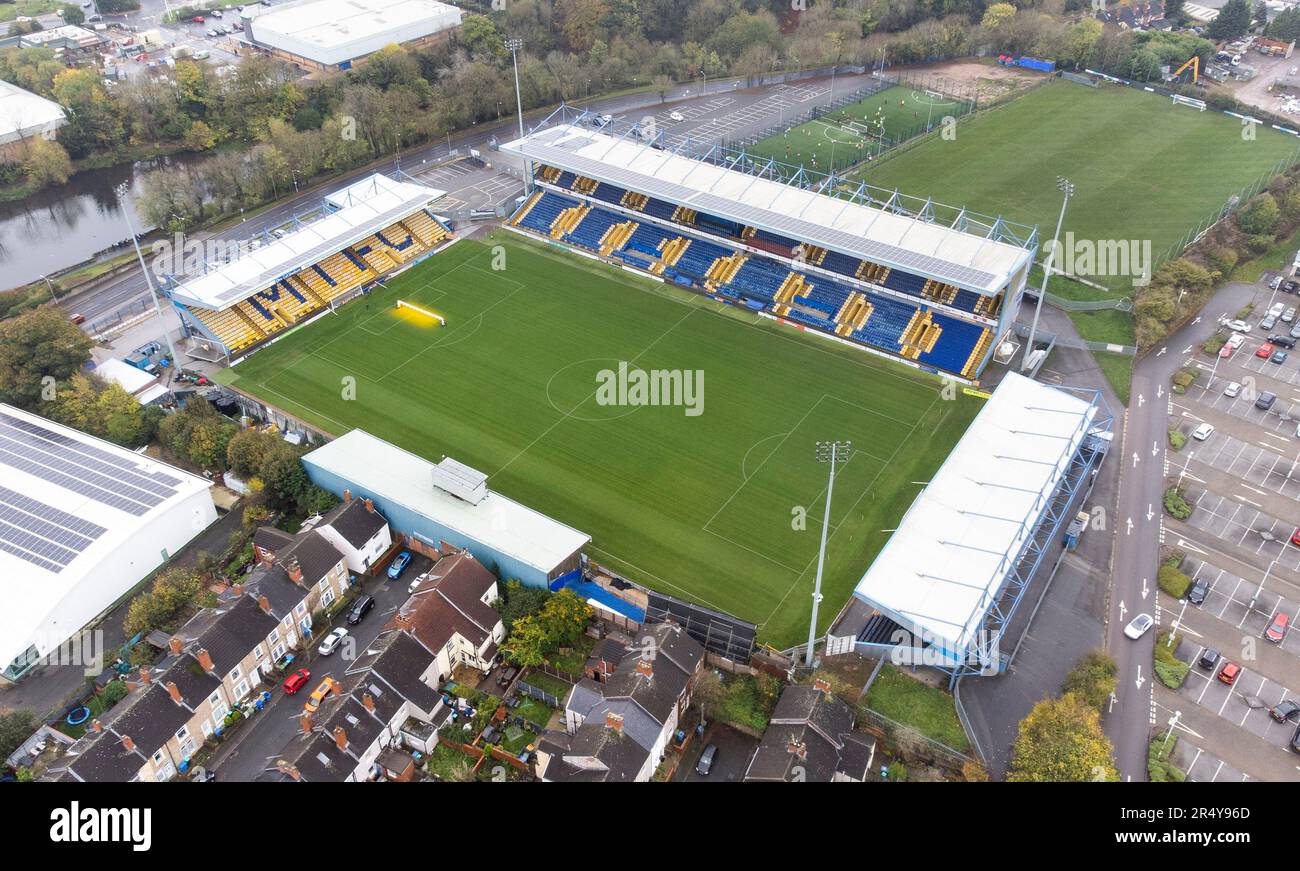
(21, 137, 71, 190)
(0, 306, 93, 409)
(1008, 693, 1118, 782)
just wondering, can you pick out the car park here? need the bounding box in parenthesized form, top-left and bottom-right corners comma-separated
(1191, 422, 1215, 441)
(1273, 350, 1289, 364)
(387, 550, 412, 579)
(668, 111, 684, 122)
(304, 677, 340, 713)
(1257, 391, 1278, 410)
(1270, 699, 1300, 722)
(318, 626, 348, 656)
(1124, 613, 1154, 639)
(1187, 577, 1208, 605)
(1265, 611, 1290, 643)
(282, 668, 311, 695)
(1269, 335, 1296, 349)
(346, 594, 376, 625)
(1257, 342, 1276, 358)
(1223, 381, 1241, 398)
(1218, 661, 1242, 684)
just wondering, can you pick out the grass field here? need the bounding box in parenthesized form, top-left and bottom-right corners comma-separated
(744, 86, 967, 174)
(221, 235, 981, 646)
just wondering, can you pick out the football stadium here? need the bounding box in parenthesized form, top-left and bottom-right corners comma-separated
(201, 108, 1111, 666)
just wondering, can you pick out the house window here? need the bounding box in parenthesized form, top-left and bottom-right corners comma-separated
(152, 749, 165, 765)
(321, 588, 335, 608)
(283, 615, 293, 629)
(200, 720, 213, 738)
(286, 630, 297, 647)
(296, 602, 307, 615)
(229, 664, 242, 684)
(208, 691, 221, 707)
(234, 681, 249, 701)
(254, 644, 266, 662)
(272, 643, 285, 660)
(211, 702, 229, 722)
(175, 725, 189, 743)
(319, 578, 330, 592)
(179, 737, 196, 758)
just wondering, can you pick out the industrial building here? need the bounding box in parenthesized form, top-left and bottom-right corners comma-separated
(0, 405, 217, 684)
(301, 429, 590, 587)
(242, 0, 462, 72)
(0, 79, 66, 162)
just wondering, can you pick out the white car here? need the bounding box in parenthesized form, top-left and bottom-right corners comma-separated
(1124, 613, 1155, 640)
(1270, 301, 1286, 318)
(1191, 422, 1214, 441)
(1271, 276, 1284, 290)
(408, 571, 429, 594)
(1226, 333, 1246, 350)
(1284, 307, 1296, 324)
(1224, 381, 1241, 398)
(668, 111, 684, 122)
(318, 626, 349, 656)
(1224, 319, 1251, 333)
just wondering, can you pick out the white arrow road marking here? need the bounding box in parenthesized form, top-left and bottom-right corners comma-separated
(1138, 393, 1145, 407)
(1152, 440, 1159, 457)
(1142, 578, 1150, 600)
(1133, 452, 1140, 468)
(1136, 666, 1146, 690)
(1176, 538, 1208, 555)
(1158, 347, 1168, 356)
(1108, 692, 1118, 713)
(1126, 517, 1134, 535)
(1119, 600, 1127, 621)
(1147, 504, 1154, 522)
(1157, 385, 1164, 398)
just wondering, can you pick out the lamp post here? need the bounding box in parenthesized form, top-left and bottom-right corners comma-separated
(806, 440, 851, 667)
(117, 183, 178, 379)
(505, 37, 531, 189)
(1021, 176, 1074, 372)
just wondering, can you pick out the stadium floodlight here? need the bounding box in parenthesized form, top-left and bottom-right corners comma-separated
(1021, 176, 1074, 373)
(806, 440, 852, 668)
(505, 37, 532, 188)
(117, 182, 179, 377)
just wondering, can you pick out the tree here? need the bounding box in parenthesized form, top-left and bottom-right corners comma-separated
(492, 579, 550, 632)
(502, 614, 551, 667)
(458, 14, 506, 61)
(0, 306, 93, 409)
(59, 5, 85, 25)
(0, 709, 38, 760)
(1237, 193, 1280, 236)
(1060, 649, 1119, 710)
(20, 136, 70, 189)
(1208, 0, 1252, 40)
(43, 373, 159, 448)
(692, 669, 724, 721)
(981, 2, 1017, 31)
(538, 587, 592, 648)
(1008, 693, 1119, 781)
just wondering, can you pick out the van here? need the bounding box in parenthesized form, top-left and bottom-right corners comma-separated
(1257, 391, 1278, 410)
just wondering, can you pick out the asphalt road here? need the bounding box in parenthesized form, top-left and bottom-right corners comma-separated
(59, 71, 879, 325)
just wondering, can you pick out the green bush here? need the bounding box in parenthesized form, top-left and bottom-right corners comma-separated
(1157, 563, 1191, 598)
(1168, 429, 1187, 451)
(1148, 737, 1187, 782)
(1163, 487, 1192, 520)
(1201, 334, 1226, 356)
(1061, 649, 1118, 710)
(1154, 631, 1190, 689)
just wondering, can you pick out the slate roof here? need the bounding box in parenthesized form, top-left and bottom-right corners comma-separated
(396, 551, 500, 653)
(252, 521, 346, 586)
(323, 498, 388, 549)
(192, 594, 280, 675)
(744, 684, 874, 782)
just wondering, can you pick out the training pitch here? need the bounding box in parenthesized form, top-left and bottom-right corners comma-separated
(221, 235, 980, 645)
(857, 80, 1300, 290)
(744, 85, 965, 173)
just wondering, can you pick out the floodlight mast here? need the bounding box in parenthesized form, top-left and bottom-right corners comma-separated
(1021, 176, 1074, 372)
(505, 37, 532, 189)
(806, 440, 851, 667)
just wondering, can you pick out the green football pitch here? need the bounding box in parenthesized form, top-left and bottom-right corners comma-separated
(855, 80, 1300, 292)
(744, 85, 966, 174)
(220, 235, 981, 646)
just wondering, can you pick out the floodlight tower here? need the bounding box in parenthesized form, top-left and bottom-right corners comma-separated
(806, 440, 852, 667)
(505, 37, 532, 190)
(117, 183, 178, 381)
(1021, 176, 1074, 372)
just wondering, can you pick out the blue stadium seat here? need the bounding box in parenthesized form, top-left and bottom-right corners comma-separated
(568, 208, 621, 251)
(917, 312, 985, 374)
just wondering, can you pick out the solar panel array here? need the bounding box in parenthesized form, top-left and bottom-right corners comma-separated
(0, 411, 182, 572)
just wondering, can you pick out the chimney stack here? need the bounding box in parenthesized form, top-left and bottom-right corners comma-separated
(364, 498, 374, 513)
(259, 594, 272, 615)
(90, 719, 103, 733)
(330, 679, 345, 696)
(393, 611, 415, 633)
(362, 693, 376, 713)
(232, 583, 244, 598)
(120, 734, 136, 753)
(276, 760, 302, 781)
(333, 725, 348, 752)
(604, 712, 624, 733)
(168, 635, 183, 655)
(343, 489, 352, 503)
(635, 659, 654, 681)
(196, 648, 214, 673)
(787, 740, 807, 760)
(139, 667, 152, 685)
(287, 559, 303, 586)
(812, 678, 831, 694)
(166, 681, 182, 704)
(299, 712, 314, 734)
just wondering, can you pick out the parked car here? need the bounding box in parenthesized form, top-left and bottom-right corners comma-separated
(1256, 391, 1277, 410)
(282, 668, 311, 695)
(1256, 342, 1276, 358)
(347, 594, 375, 625)
(1265, 611, 1290, 643)
(1198, 647, 1220, 670)
(1283, 307, 1295, 323)
(1191, 423, 1214, 441)
(1271, 275, 1283, 290)
(1261, 315, 1278, 330)
(191, 15, 205, 22)
(408, 571, 429, 594)
(387, 550, 412, 580)
(1223, 381, 1241, 398)
(1269, 335, 1296, 349)
(1273, 350, 1289, 364)
(668, 111, 685, 122)
(318, 626, 349, 656)
(1224, 319, 1251, 333)
(1218, 661, 1242, 685)
(1292, 724, 1300, 754)
(1269, 699, 1300, 722)
(1288, 280, 1300, 294)
(1124, 613, 1154, 639)
(695, 743, 718, 776)
(304, 677, 340, 713)
(1270, 301, 1286, 318)
(1187, 577, 1208, 605)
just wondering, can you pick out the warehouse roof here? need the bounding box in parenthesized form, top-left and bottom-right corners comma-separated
(0, 80, 65, 147)
(246, 0, 461, 67)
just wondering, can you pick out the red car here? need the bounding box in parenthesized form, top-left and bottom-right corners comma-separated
(1292, 528, 1300, 547)
(1257, 342, 1277, 359)
(1218, 661, 1242, 685)
(1266, 612, 1290, 643)
(282, 668, 311, 695)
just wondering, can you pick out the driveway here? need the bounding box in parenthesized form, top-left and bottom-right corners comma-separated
(672, 723, 759, 782)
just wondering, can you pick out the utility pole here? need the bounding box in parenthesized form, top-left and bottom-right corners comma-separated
(117, 184, 178, 381)
(505, 37, 531, 190)
(1021, 176, 1074, 372)
(806, 440, 851, 667)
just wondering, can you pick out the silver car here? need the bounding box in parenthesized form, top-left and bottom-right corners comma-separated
(1124, 613, 1154, 640)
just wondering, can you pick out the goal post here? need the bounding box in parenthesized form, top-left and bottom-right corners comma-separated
(395, 299, 446, 324)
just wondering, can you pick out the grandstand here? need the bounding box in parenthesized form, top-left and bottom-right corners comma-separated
(168, 173, 454, 359)
(501, 110, 1038, 381)
(848, 373, 1112, 686)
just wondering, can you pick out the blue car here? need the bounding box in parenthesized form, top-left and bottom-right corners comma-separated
(387, 551, 411, 580)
